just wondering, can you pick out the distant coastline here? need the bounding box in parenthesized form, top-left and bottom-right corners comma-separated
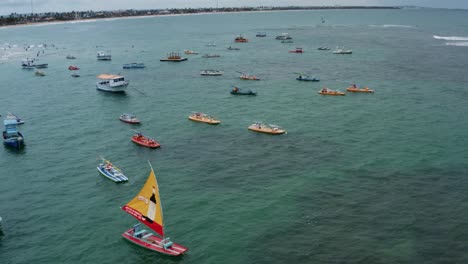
(0, 6, 400, 28)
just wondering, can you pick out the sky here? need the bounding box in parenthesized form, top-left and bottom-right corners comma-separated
(1, 0, 467, 15)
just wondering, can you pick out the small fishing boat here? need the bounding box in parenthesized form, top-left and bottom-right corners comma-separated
(188, 112, 220, 125)
(256, 32, 267, 37)
(68, 65, 79, 70)
(119, 113, 141, 124)
(6, 113, 24, 124)
(346, 84, 374, 93)
(66, 55, 76, 59)
(248, 122, 286, 135)
(239, 72, 260, 81)
(275, 33, 292, 40)
(97, 51, 112, 60)
(131, 131, 160, 148)
(96, 74, 129, 93)
(35, 70, 45, 76)
(184, 49, 199, 55)
(160, 52, 187, 62)
(295, 73, 320, 82)
(3, 117, 24, 149)
(123, 63, 146, 69)
(333, 48, 353, 54)
(318, 88, 345, 96)
(97, 158, 129, 183)
(289, 47, 303, 53)
(230, 87, 257, 96)
(121, 164, 188, 256)
(71, 73, 80, 78)
(234, 35, 248, 43)
(227, 46, 240, 50)
(281, 39, 294, 43)
(201, 54, 221, 58)
(200, 70, 224, 76)
(318, 47, 331, 50)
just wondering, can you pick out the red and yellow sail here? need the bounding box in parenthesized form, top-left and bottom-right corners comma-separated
(122, 169, 164, 237)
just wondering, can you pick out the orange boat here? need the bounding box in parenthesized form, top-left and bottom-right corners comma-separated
(318, 88, 346, 96)
(131, 132, 160, 148)
(346, 84, 374, 93)
(234, 35, 248, 43)
(248, 122, 286, 135)
(188, 112, 220, 125)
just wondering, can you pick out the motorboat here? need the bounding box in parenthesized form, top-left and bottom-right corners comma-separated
(68, 65, 80, 70)
(234, 35, 248, 43)
(295, 73, 319, 82)
(160, 52, 187, 62)
(333, 48, 353, 54)
(227, 46, 240, 50)
(230, 87, 257, 96)
(275, 33, 292, 40)
(97, 51, 112, 60)
(22, 59, 48, 69)
(289, 47, 303, 53)
(318, 47, 331, 50)
(200, 70, 224, 76)
(3, 117, 24, 149)
(188, 112, 221, 125)
(256, 32, 267, 37)
(239, 72, 260, 81)
(97, 158, 129, 183)
(96, 74, 128, 93)
(184, 49, 199, 55)
(201, 54, 221, 58)
(318, 88, 345, 96)
(346, 84, 374, 93)
(131, 132, 160, 148)
(66, 55, 76, 59)
(248, 122, 286, 135)
(119, 113, 141, 124)
(123, 63, 146, 69)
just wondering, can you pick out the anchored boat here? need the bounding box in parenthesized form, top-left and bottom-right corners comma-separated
(119, 113, 141, 124)
(200, 70, 224, 76)
(248, 122, 286, 135)
(3, 117, 24, 149)
(346, 84, 374, 93)
(238, 72, 260, 80)
(289, 47, 304, 53)
(160, 52, 187, 62)
(295, 73, 319, 82)
(131, 131, 160, 148)
(188, 112, 220, 125)
(201, 54, 221, 58)
(97, 51, 112, 60)
(234, 34, 248, 43)
(68, 65, 80, 70)
(97, 158, 129, 183)
(123, 63, 145, 69)
(318, 88, 345, 96)
(96, 74, 129, 93)
(230, 87, 257, 96)
(184, 49, 199, 55)
(121, 164, 188, 256)
(333, 48, 353, 54)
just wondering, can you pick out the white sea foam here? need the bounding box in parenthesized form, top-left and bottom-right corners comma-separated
(445, 42, 468, 47)
(433, 35, 468, 41)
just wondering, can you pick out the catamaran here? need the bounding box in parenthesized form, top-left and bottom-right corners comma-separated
(121, 164, 188, 256)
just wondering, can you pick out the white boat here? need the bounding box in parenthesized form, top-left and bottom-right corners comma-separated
(96, 74, 128, 93)
(200, 70, 224, 76)
(184, 49, 199, 55)
(97, 51, 112, 60)
(275, 33, 292, 40)
(333, 48, 353, 54)
(97, 158, 129, 183)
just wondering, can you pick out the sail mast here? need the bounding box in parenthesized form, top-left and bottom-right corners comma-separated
(148, 161, 165, 238)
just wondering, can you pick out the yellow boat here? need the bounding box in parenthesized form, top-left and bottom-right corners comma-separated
(248, 122, 286, 135)
(318, 88, 345, 96)
(346, 85, 374, 93)
(188, 112, 220, 125)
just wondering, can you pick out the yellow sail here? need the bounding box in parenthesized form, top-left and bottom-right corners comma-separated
(122, 168, 164, 237)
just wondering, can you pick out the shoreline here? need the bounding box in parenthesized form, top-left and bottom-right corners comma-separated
(0, 6, 401, 29)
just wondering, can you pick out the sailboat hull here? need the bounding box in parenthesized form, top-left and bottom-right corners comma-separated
(122, 228, 188, 256)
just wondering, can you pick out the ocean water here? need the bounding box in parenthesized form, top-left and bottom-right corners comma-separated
(1, 8, 468, 264)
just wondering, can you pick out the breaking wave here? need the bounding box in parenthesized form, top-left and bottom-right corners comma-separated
(445, 42, 468, 47)
(434, 35, 468, 41)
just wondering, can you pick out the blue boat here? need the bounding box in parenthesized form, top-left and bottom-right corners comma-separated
(230, 87, 257, 96)
(296, 75, 320, 82)
(123, 63, 146, 69)
(3, 118, 24, 149)
(97, 158, 129, 183)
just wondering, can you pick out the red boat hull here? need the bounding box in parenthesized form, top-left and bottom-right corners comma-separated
(122, 228, 188, 256)
(131, 135, 160, 148)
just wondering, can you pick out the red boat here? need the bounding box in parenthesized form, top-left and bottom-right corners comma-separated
(289, 47, 303, 53)
(234, 34, 248, 43)
(131, 132, 160, 148)
(68, 65, 80, 70)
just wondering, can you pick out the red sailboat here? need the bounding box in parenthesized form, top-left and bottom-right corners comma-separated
(131, 131, 160, 148)
(122, 164, 188, 256)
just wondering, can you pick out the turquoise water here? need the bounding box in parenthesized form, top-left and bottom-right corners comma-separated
(1, 9, 468, 263)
